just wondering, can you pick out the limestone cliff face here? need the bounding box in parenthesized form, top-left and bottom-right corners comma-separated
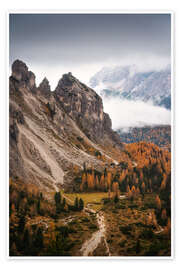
(38, 77, 51, 98)
(54, 72, 121, 145)
(11, 60, 36, 91)
(9, 60, 124, 191)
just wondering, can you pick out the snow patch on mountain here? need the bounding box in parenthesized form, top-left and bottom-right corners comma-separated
(89, 65, 171, 110)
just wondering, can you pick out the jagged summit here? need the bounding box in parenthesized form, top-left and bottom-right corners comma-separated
(9, 60, 121, 145)
(90, 64, 171, 109)
(11, 59, 36, 91)
(56, 72, 83, 89)
(9, 59, 124, 191)
(39, 77, 50, 85)
(38, 77, 51, 97)
(54, 70, 117, 143)
(12, 59, 29, 81)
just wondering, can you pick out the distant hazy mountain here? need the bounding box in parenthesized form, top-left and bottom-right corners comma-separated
(89, 65, 171, 109)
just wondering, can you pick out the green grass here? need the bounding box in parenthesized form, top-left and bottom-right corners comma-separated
(64, 192, 108, 211)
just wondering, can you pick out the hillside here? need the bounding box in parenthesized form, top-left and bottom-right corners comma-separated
(9, 60, 126, 192)
(118, 125, 171, 151)
(9, 60, 171, 257)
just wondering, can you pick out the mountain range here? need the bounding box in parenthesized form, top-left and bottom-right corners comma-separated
(9, 60, 127, 192)
(9, 60, 171, 257)
(89, 65, 171, 109)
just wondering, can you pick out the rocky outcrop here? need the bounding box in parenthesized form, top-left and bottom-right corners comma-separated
(54, 72, 121, 145)
(12, 59, 29, 82)
(38, 77, 51, 98)
(9, 60, 124, 191)
(11, 59, 36, 92)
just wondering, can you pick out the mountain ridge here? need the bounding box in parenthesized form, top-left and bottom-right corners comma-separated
(9, 60, 125, 192)
(9, 60, 172, 257)
(89, 65, 171, 109)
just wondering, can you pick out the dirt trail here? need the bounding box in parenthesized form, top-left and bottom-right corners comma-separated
(80, 203, 111, 256)
(80, 210, 111, 256)
(148, 212, 165, 234)
(61, 194, 111, 256)
(154, 225, 164, 234)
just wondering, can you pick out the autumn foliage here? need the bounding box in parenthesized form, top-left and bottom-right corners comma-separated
(75, 143, 171, 201)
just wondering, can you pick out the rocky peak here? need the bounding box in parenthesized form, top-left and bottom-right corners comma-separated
(54, 73, 119, 144)
(9, 60, 124, 190)
(38, 77, 51, 97)
(12, 60, 29, 81)
(57, 72, 80, 89)
(11, 59, 36, 91)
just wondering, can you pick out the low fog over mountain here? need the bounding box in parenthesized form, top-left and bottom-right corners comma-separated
(89, 65, 171, 131)
(90, 65, 171, 110)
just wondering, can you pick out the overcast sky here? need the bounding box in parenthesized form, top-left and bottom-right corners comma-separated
(9, 13, 171, 89)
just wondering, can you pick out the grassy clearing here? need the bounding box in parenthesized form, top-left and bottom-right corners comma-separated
(64, 192, 108, 211)
(31, 189, 170, 256)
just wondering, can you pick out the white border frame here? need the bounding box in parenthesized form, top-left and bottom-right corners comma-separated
(7, 10, 174, 260)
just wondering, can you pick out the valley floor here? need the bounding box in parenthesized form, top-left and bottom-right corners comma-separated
(41, 191, 170, 256)
(9, 183, 171, 257)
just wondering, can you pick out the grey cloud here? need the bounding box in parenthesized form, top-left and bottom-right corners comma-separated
(9, 13, 171, 67)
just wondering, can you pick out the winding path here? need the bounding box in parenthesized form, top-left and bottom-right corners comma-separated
(80, 205, 111, 256)
(62, 193, 111, 256)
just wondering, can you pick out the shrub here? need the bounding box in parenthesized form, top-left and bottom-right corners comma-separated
(95, 150, 102, 157)
(119, 225, 132, 235)
(141, 228, 154, 240)
(77, 136, 84, 142)
(103, 198, 111, 205)
(119, 240, 126, 247)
